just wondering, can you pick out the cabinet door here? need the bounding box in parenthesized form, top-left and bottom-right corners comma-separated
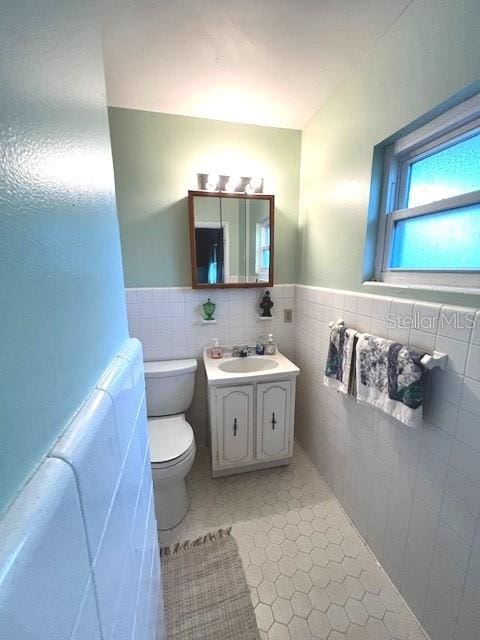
(216, 385, 254, 468)
(256, 381, 291, 460)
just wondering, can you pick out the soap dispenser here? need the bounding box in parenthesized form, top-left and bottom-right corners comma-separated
(211, 338, 223, 359)
(265, 333, 276, 355)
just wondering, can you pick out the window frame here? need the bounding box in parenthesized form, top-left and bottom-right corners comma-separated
(374, 93, 480, 290)
(255, 218, 270, 280)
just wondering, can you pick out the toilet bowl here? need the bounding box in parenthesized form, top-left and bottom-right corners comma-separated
(149, 413, 196, 529)
(144, 359, 197, 530)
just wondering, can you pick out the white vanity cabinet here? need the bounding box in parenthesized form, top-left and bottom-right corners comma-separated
(203, 349, 300, 477)
(207, 376, 297, 477)
(215, 385, 254, 469)
(256, 381, 292, 461)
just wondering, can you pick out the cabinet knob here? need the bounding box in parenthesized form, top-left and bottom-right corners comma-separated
(233, 417, 237, 436)
(272, 412, 277, 430)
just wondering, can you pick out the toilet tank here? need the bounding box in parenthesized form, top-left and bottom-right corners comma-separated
(144, 359, 197, 416)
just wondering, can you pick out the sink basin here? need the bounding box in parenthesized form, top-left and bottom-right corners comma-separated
(203, 347, 299, 384)
(218, 357, 280, 374)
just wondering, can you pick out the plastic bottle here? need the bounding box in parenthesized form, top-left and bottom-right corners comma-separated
(264, 333, 276, 355)
(211, 338, 223, 359)
(256, 335, 265, 355)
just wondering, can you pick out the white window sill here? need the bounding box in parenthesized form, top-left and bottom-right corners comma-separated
(363, 281, 480, 296)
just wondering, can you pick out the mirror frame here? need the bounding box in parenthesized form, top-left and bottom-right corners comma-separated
(188, 190, 275, 289)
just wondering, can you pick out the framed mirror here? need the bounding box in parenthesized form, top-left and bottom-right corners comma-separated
(188, 190, 274, 289)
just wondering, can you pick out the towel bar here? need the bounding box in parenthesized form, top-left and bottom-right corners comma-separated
(327, 319, 448, 370)
(328, 319, 344, 328)
(419, 351, 448, 370)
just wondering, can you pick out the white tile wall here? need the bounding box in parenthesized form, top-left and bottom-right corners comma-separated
(123, 282, 479, 639)
(0, 338, 161, 640)
(0, 459, 94, 640)
(294, 285, 480, 640)
(125, 285, 296, 445)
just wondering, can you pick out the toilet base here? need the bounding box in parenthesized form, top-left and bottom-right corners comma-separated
(152, 475, 190, 531)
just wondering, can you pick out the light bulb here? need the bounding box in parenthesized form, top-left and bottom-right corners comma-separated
(225, 176, 240, 192)
(245, 182, 255, 194)
(249, 176, 263, 191)
(207, 173, 219, 189)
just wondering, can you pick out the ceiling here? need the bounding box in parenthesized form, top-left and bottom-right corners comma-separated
(102, 0, 411, 130)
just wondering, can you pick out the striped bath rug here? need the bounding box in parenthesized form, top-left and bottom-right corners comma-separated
(160, 528, 260, 640)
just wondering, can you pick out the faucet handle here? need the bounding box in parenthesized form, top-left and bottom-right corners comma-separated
(232, 346, 241, 357)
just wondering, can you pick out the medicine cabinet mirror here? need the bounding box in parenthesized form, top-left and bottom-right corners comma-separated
(188, 190, 274, 289)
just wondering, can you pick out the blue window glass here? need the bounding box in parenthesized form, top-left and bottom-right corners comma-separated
(261, 225, 270, 246)
(390, 204, 480, 269)
(407, 132, 480, 208)
(261, 248, 270, 269)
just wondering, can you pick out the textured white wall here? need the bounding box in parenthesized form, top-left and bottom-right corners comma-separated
(0, 339, 161, 640)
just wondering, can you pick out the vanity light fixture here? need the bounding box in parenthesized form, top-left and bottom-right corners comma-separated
(197, 173, 264, 193)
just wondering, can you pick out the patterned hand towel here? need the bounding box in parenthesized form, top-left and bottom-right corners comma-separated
(324, 322, 357, 394)
(356, 334, 428, 427)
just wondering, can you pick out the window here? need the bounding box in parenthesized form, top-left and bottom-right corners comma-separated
(373, 93, 480, 290)
(255, 219, 270, 279)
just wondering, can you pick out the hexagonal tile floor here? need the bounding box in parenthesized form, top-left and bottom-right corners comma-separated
(158, 442, 428, 640)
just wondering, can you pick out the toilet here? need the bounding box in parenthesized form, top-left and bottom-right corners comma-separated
(144, 358, 197, 530)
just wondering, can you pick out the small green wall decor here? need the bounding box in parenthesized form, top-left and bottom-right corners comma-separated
(202, 298, 216, 321)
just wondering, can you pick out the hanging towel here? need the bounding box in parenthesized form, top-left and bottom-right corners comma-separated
(324, 322, 357, 394)
(356, 334, 428, 427)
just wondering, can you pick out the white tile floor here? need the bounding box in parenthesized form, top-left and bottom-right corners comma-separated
(158, 443, 430, 640)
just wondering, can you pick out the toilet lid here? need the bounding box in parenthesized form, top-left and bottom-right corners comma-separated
(148, 415, 194, 463)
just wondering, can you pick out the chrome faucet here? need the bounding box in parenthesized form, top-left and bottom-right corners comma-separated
(232, 345, 255, 357)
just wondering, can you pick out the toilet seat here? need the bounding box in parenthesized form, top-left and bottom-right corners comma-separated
(148, 414, 195, 467)
(151, 440, 196, 469)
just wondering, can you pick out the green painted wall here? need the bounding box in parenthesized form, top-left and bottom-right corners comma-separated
(298, 0, 480, 307)
(109, 108, 301, 287)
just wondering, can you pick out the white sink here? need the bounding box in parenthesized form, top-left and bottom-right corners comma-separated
(218, 357, 279, 374)
(203, 347, 300, 384)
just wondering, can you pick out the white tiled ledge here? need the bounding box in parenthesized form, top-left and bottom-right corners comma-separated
(363, 280, 480, 296)
(296, 284, 479, 314)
